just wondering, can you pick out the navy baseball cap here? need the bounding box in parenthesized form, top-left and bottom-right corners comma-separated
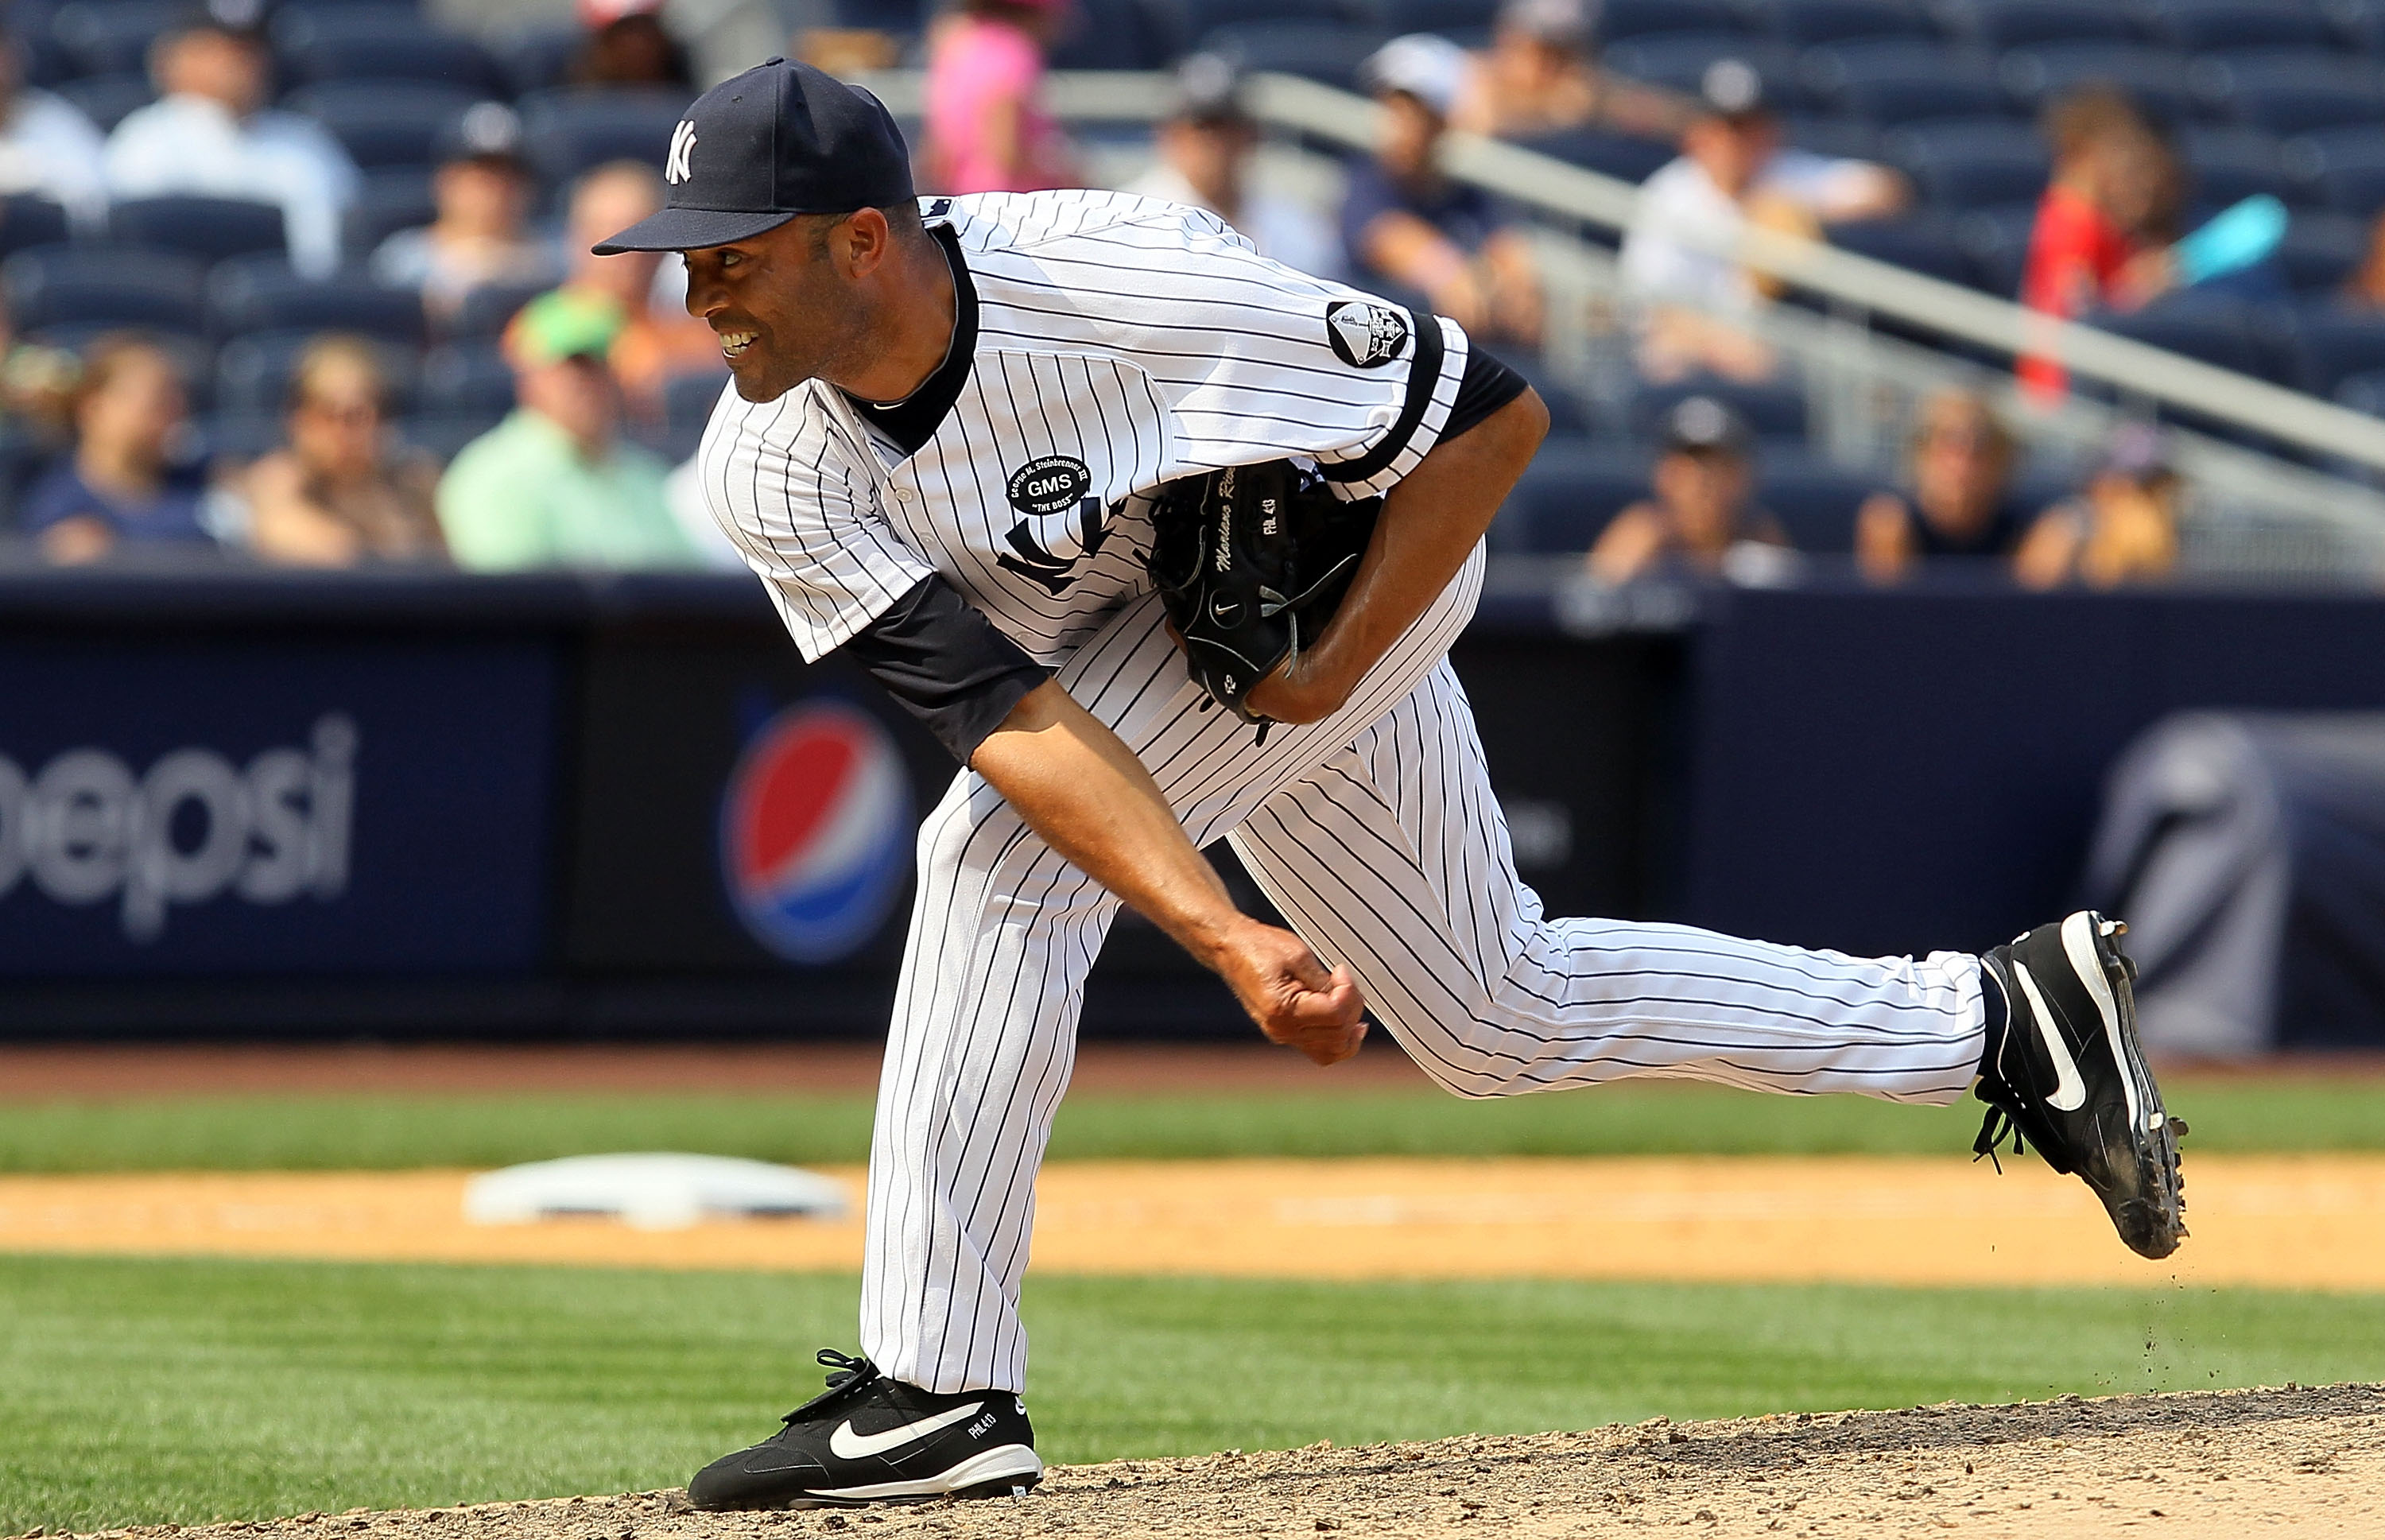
(591, 57, 913, 254)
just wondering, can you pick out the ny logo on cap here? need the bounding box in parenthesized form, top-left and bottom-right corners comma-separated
(665, 119, 697, 184)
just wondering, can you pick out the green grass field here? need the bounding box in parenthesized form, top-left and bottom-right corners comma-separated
(0, 1075, 2375, 1172)
(5, 1253, 2379, 1534)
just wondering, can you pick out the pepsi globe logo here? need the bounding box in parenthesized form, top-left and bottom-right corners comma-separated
(720, 700, 914, 964)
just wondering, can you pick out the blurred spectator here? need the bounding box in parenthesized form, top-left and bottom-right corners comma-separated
(2014, 424, 2181, 589)
(568, 0, 696, 91)
(563, 161, 722, 421)
(1855, 389, 2029, 582)
(373, 104, 562, 326)
(1124, 55, 1340, 281)
(1619, 60, 1906, 383)
(1341, 35, 1544, 349)
(103, 10, 359, 278)
(19, 333, 213, 564)
(436, 289, 694, 571)
(242, 336, 445, 567)
(0, 36, 107, 229)
(2018, 89, 2178, 398)
(921, 0, 1078, 195)
(1450, 0, 1691, 143)
(1586, 394, 1791, 584)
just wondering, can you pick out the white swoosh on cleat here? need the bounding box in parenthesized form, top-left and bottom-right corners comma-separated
(2012, 962, 2087, 1113)
(828, 1403, 984, 1461)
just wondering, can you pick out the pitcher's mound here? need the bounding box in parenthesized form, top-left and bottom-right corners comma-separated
(72, 1385, 2385, 1539)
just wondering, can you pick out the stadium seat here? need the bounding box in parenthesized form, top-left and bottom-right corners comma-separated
(1766, 0, 1938, 48)
(2088, 292, 2278, 384)
(1822, 214, 1980, 289)
(341, 168, 436, 264)
(17, 32, 76, 90)
(1997, 44, 2201, 128)
(2283, 126, 2385, 221)
(518, 87, 695, 188)
(2142, 0, 2335, 55)
(2, 243, 208, 334)
(448, 278, 545, 339)
(1049, 0, 1177, 69)
(1777, 114, 1883, 159)
(207, 257, 429, 344)
(2335, 366, 2385, 416)
(2274, 211, 2368, 294)
(1885, 118, 2050, 210)
(1942, 0, 2142, 50)
(1197, 21, 1390, 90)
(48, 0, 184, 78)
(198, 412, 289, 463)
(1173, 0, 1341, 48)
(399, 411, 505, 463)
(2330, 0, 2385, 53)
(1755, 450, 1874, 553)
(284, 82, 481, 171)
(1629, 377, 1809, 441)
(1516, 125, 1676, 183)
(1492, 439, 1648, 554)
(1597, 0, 1743, 44)
(2286, 304, 2385, 397)
(494, 24, 585, 98)
(1356, 0, 1498, 35)
(109, 196, 289, 266)
(217, 329, 421, 414)
(2194, 52, 2385, 137)
(277, 10, 510, 97)
(647, 367, 729, 463)
(1602, 35, 1809, 111)
(52, 73, 153, 134)
(2174, 126, 2294, 210)
(829, 0, 928, 29)
(1805, 43, 2012, 126)
(417, 341, 516, 415)
(0, 196, 71, 262)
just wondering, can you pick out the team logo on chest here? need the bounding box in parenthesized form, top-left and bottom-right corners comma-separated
(1324, 300, 1410, 369)
(995, 456, 1111, 594)
(1005, 455, 1092, 515)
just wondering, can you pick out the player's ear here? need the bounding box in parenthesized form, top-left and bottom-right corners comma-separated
(840, 207, 893, 278)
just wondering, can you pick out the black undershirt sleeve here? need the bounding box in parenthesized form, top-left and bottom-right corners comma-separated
(1438, 344, 1532, 445)
(843, 576, 1053, 763)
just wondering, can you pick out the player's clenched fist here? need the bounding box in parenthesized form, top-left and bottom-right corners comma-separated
(1211, 917, 1368, 1066)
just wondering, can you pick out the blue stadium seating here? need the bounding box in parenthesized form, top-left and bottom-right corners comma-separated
(2195, 52, 2385, 136)
(47, 0, 182, 79)
(518, 88, 694, 188)
(17, 31, 76, 90)
(1997, 44, 2201, 126)
(1778, 114, 1884, 158)
(1755, 449, 1875, 553)
(1806, 44, 2013, 126)
(2284, 126, 2385, 220)
(1049, 0, 1176, 69)
(2143, 0, 2336, 55)
(198, 412, 290, 463)
(217, 329, 421, 414)
(1628, 377, 1809, 440)
(1359, 0, 1499, 37)
(829, 0, 926, 29)
(1596, 0, 1745, 45)
(1766, 0, 1939, 48)
(2274, 211, 2368, 294)
(207, 256, 428, 344)
(283, 83, 480, 171)
(1823, 214, 1980, 289)
(276, 10, 510, 97)
(1197, 21, 1389, 90)
(495, 25, 585, 98)
(2174, 126, 2294, 210)
(341, 169, 436, 265)
(1170, 0, 1341, 52)
(2335, 365, 2385, 415)
(1492, 439, 1648, 554)
(449, 278, 545, 339)
(1954, 201, 2038, 294)
(1944, 0, 2143, 51)
(2, 243, 208, 334)
(2287, 303, 2385, 396)
(110, 196, 289, 266)
(1884, 118, 2050, 209)
(1517, 125, 1676, 183)
(0, 196, 71, 262)
(52, 73, 152, 134)
(2089, 292, 2280, 383)
(1602, 34, 1809, 110)
(399, 412, 506, 462)
(418, 341, 517, 414)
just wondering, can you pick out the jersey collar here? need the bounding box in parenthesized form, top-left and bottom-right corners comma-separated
(840, 223, 978, 460)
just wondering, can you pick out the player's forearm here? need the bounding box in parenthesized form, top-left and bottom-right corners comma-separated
(968, 677, 1248, 966)
(1282, 387, 1549, 713)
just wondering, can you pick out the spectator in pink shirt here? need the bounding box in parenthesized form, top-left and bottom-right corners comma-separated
(921, 0, 1078, 195)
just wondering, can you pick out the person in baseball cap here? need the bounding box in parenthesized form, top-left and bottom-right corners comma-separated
(1122, 53, 1341, 277)
(373, 102, 560, 322)
(594, 57, 962, 409)
(1587, 394, 1791, 585)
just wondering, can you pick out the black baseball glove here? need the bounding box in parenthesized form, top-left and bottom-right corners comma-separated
(1146, 460, 1381, 729)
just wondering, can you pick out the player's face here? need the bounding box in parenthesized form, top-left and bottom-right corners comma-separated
(683, 216, 872, 402)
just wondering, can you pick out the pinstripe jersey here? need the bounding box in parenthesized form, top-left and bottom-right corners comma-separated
(695, 189, 1471, 667)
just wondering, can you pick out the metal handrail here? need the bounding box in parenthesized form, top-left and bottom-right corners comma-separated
(860, 66, 2385, 475)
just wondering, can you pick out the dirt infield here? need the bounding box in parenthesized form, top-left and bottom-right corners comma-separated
(29, 1386, 2379, 1539)
(4, 1154, 2383, 1289)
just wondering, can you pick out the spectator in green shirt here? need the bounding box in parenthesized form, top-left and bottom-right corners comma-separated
(436, 289, 700, 571)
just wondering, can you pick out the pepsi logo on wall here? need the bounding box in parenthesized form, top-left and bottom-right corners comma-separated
(719, 699, 915, 964)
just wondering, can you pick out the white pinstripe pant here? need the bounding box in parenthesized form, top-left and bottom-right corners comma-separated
(861, 549, 1986, 1394)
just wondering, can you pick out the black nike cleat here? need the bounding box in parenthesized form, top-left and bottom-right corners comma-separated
(1974, 910, 2188, 1260)
(686, 1349, 1042, 1510)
